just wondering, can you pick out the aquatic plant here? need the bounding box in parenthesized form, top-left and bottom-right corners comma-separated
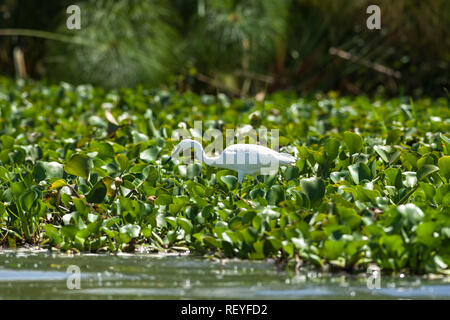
(0, 78, 449, 274)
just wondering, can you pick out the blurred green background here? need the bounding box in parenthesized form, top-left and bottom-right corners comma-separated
(0, 0, 449, 97)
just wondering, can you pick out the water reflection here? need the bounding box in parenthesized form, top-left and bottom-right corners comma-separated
(0, 250, 448, 299)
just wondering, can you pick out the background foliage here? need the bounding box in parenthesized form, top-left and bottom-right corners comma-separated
(0, 0, 449, 96)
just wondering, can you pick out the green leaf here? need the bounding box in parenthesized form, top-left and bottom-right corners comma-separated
(140, 146, 162, 162)
(91, 141, 114, 160)
(266, 185, 285, 205)
(283, 166, 300, 180)
(433, 255, 448, 270)
(397, 204, 424, 226)
(0, 135, 15, 149)
(417, 222, 440, 248)
(86, 180, 107, 203)
(120, 224, 140, 238)
(19, 190, 37, 211)
(177, 217, 193, 234)
(373, 145, 390, 162)
(380, 234, 404, 256)
(384, 168, 402, 188)
(249, 188, 265, 199)
(386, 129, 402, 145)
(64, 154, 92, 179)
(155, 194, 173, 205)
(300, 177, 325, 205)
(61, 225, 78, 240)
(417, 164, 439, 181)
(291, 237, 307, 250)
(402, 172, 417, 188)
(115, 154, 129, 171)
(186, 163, 202, 179)
(348, 162, 372, 184)
(321, 240, 345, 260)
(325, 138, 340, 161)
(438, 156, 450, 179)
(33, 161, 64, 181)
(43, 224, 62, 245)
(220, 175, 238, 190)
(330, 170, 349, 183)
(282, 242, 294, 256)
(268, 237, 282, 251)
(343, 131, 363, 154)
(440, 133, 450, 155)
(202, 235, 221, 248)
(311, 231, 328, 242)
(11, 181, 26, 197)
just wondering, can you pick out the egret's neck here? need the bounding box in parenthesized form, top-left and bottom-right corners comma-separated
(192, 143, 219, 166)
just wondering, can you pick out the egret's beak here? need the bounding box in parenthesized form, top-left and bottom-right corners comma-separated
(163, 144, 182, 165)
(163, 156, 172, 165)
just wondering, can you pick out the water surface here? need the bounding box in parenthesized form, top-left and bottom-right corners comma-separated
(0, 250, 448, 299)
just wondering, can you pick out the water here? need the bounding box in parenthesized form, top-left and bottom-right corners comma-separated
(0, 249, 448, 299)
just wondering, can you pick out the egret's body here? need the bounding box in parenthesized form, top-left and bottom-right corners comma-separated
(165, 139, 297, 186)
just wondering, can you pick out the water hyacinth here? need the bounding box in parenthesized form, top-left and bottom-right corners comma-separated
(0, 78, 449, 275)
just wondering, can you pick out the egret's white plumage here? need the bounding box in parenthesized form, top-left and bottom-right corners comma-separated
(165, 139, 297, 186)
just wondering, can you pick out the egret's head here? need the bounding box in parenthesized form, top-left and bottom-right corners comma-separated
(163, 139, 201, 164)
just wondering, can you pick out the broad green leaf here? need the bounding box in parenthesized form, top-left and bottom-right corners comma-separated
(91, 141, 114, 160)
(64, 154, 92, 179)
(321, 240, 345, 260)
(416, 164, 439, 181)
(49, 179, 67, 190)
(386, 129, 402, 145)
(140, 146, 162, 162)
(115, 154, 129, 171)
(384, 168, 402, 188)
(43, 224, 62, 244)
(300, 177, 325, 205)
(417, 222, 440, 248)
(266, 185, 285, 205)
(34, 161, 64, 181)
(20, 190, 37, 211)
(177, 217, 193, 234)
(343, 131, 363, 154)
(380, 234, 404, 256)
(187, 163, 202, 179)
(220, 175, 238, 190)
(202, 235, 221, 248)
(373, 145, 390, 162)
(291, 237, 307, 250)
(155, 194, 173, 205)
(440, 133, 450, 155)
(249, 188, 265, 199)
(348, 162, 371, 184)
(120, 224, 140, 238)
(61, 225, 78, 240)
(330, 170, 349, 183)
(283, 166, 300, 180)
(397, 204, 424, 226)
(438, 156, 450, 179)
(402, 172, 417, 188)
(0, 135, 15, 149)
(325, 138, 340, 161)
(86, 180, 107, 203)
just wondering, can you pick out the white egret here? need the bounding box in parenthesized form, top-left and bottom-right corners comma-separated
(164, 139, 297, 188)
